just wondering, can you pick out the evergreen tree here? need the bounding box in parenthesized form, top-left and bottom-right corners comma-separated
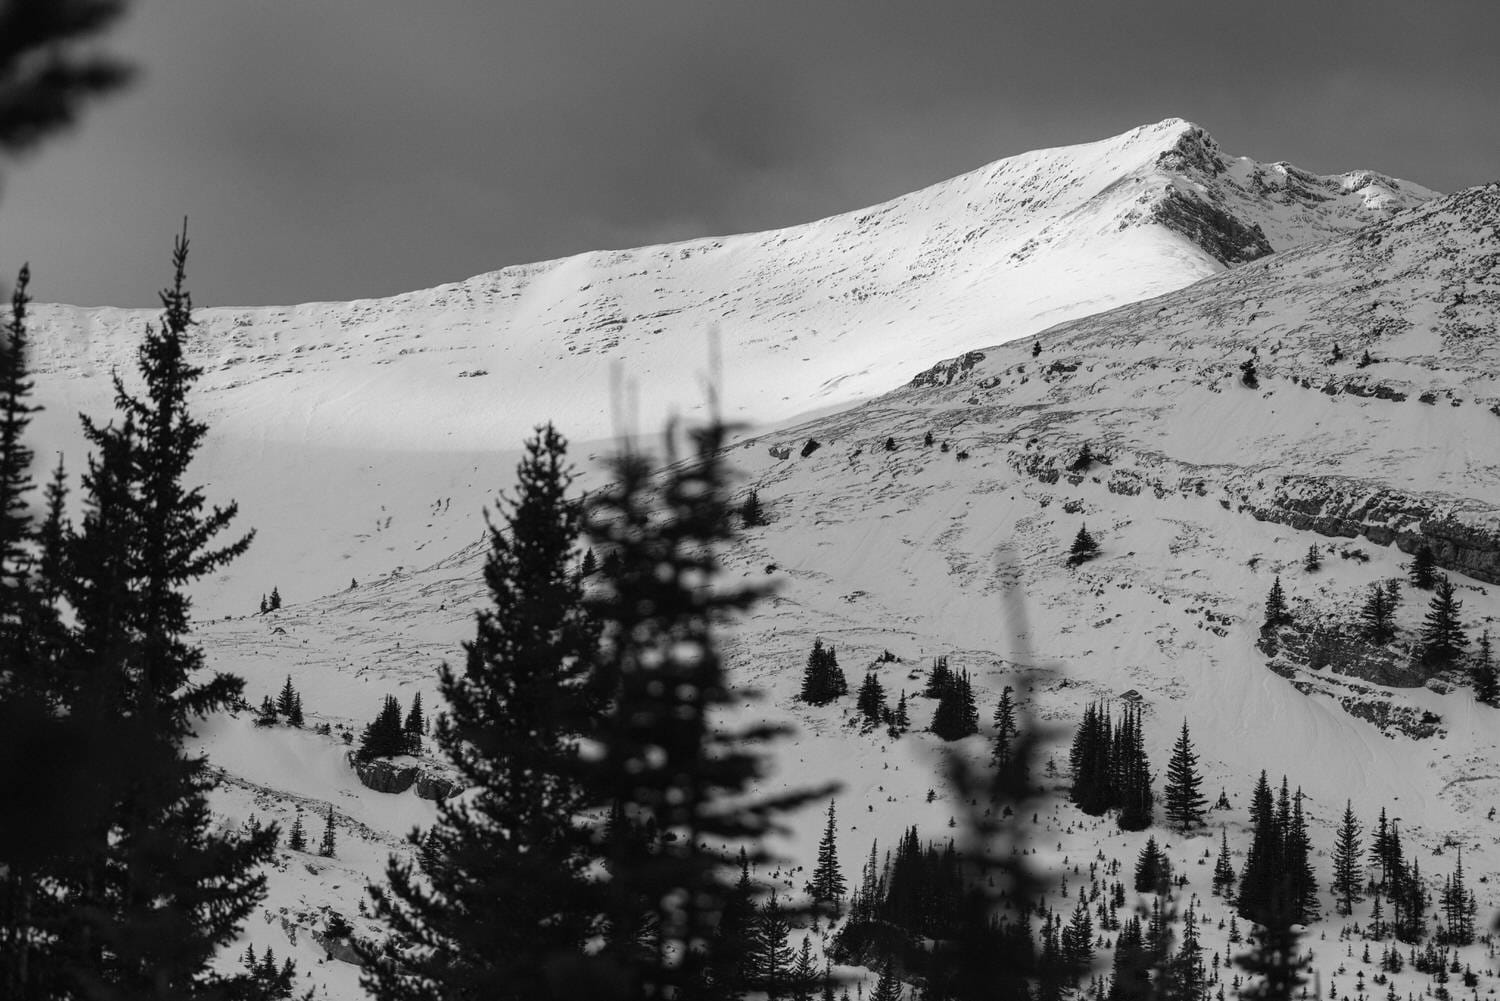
(358, 695, 406, 760)
(809, 800, 846, 911)
(1419, 575, 1467, 667)
(403, 691, 425, 755)
(361, 423, 601, 1001)
(572, 423, 830, 996)
(289, 810, 307, 852)
(268, 584, 282, 610)
(1168, 901, 1206, 1001)
(580, 547, 597, 577)
(1069, 701, 1113, 816)
(868, 959, 903, 1001)
(1361, 583, 1395, 643)
(0, 264, 37, 628)
(1331, 800, 1363, 917)
(1060, 897, 1094, 974)
(1369, 807, 1392, 888)
(287, 690, 304, 728)
(1107, 916, 1151, 1001)
(788, 938, 816, 1001)
(799, 638, 847, 705)
(1115, 704, 1153, 832)
(254, 695, 277, 727)
(51, 225, 278, 997)
(1263, 575, 1290, 628)
(276, 673, 299, 721)
(922, 655, 952, 698)
(855, 672, 886, 728)
(1302, 544, 1321, 572)
(1472, 631, 1498, 705)
(258, 594, 267, 615)
(1134, 837, 1168, 893)
(1284, 789, 1318, 924)
(751, 891, 793, 998)
(930, 668, 978, 741)
(1212, 827, 1236, 898)
(740, 488, 766, 527)
(1237, 771, 1280, 926)
(707, 849, 756, 996)
(1234, 894, 1307, 1000)
(991, 685, 1019, 770)
(1438, 850, 1475, 946)
(1066, 524, 1100, 567)
(1163, 719, 1206, 832)
(320, 805, 336, 858)
(1409, 544, 1437, 589)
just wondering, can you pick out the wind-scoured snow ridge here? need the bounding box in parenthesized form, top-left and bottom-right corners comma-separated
(26, 119, 1434, 451)
(894, 181, 1500, 577)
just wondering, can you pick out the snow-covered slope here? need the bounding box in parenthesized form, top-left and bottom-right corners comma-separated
(181, 183, 1500, 998)
(27, 118, 1433, 453)
(21, 120, 1436, 615)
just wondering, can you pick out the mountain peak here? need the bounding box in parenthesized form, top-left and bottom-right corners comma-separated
(29, 121, 1439, 455)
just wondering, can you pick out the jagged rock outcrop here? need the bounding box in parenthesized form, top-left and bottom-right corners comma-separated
(350, 754, 460, 800)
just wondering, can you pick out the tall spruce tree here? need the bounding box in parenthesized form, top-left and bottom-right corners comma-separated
(276, 674, 299, 721)
(930, 668, 978, 741)
(1472, 631, 1498, 706)
(922, 655, 952, 698)
(320, 805, 337, 858)
(750, 892, 793, 998)
(1284, 789, 1318, 923)
(0, 263, 71, 1001)
(1331, 800, 1363, 917)
(1167, 901, 1206, 1001)
(1234, 892, 1308, 1001)
(1419, 575, 1467, 667)
(1163, 719, 1206, 832)
(573, 422, 832, 996)
(289, 809, 307, 852)
(808, 800, 846, 911)
(1263, 575, 1290, 628)
(1133, 836, 1168, 893)
(1115, 704, 1153, 832)
(1408, 544, 1437, 589)
(358, 695, 405, 761)
(402, 691, 424, 754)
(1212, 827, 1236, 898)
(361, 423, 600, 1001)
(799, 638, 846, 705)
(0, 264, 37, 630)
(53, 226, 277, 998)
(1237, 771, 1280, 926)
(1361, 583, 1395, 643)
(991, 685, 1019, 770)
(856, 672, 887, 728)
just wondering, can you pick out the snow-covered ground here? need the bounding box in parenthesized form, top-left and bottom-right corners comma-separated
(19, 130, 1498, 999)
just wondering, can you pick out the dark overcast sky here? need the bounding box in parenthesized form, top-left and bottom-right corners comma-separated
(2, 0, 1496, 308)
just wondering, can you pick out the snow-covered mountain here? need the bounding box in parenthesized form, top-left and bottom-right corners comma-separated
(22, 123, 1498, 999)
(22, 119, 1436, 615)
(180, 176, 1500, 999)
(27, 118, 1433, 453)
